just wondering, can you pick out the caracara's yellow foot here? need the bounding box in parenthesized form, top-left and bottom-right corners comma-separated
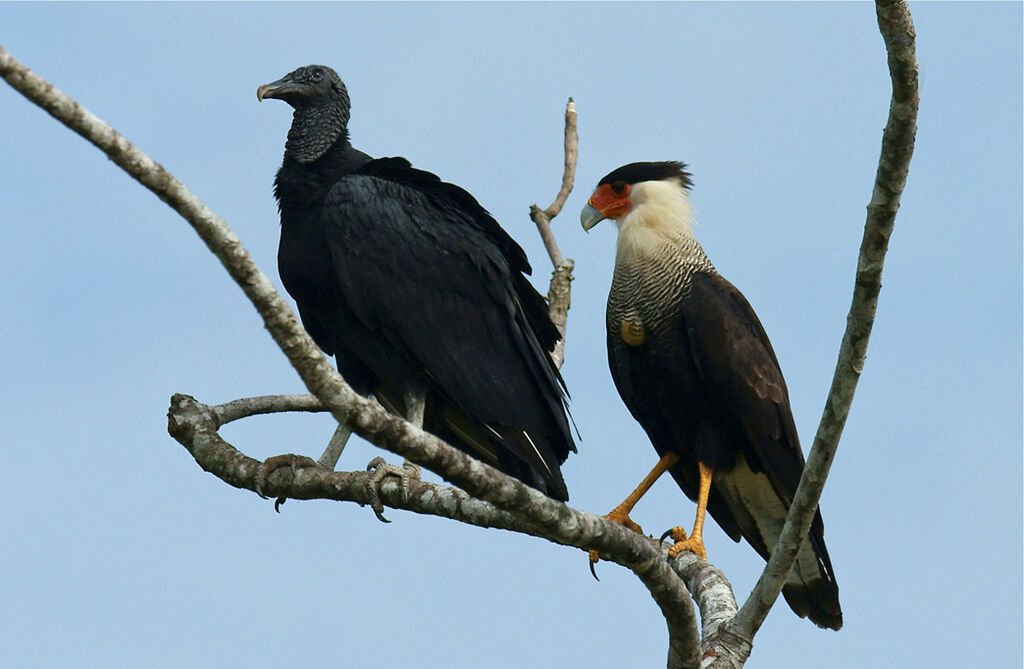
(663, 526, 708, 561)
(588, 508, 647, 575)
(606, 507, 645, 535)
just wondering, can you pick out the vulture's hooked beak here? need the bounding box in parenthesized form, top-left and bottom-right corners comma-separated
(256, 76, 292, 102)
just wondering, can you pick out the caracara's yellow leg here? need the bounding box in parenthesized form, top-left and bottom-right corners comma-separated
(665, 462, 714, 561)
(589, 452, 681, 564)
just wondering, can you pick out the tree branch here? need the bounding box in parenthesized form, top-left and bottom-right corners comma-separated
(530, 98, 578, 369)
(530, 97, 577, 269)
(213, 394, 326, 424)
(168, 391, 717, 669)
(1, 49, 712, 666)
(0, 45, 527, 518)
(716, 0, 919, 657)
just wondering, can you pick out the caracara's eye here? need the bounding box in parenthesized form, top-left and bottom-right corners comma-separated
(611, 181, 627, 195)
(311, 70, 324, 81)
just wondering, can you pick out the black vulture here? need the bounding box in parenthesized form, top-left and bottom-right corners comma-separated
(581, 161, 841, 629)
(256, 65, 575, 502)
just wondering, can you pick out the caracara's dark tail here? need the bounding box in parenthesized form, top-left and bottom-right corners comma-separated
(781, 512, 842, 630)
(713, 457, 843, 630)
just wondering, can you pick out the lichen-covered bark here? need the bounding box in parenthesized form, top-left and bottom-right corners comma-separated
(531, 98, 578, 369)
(1, 50, 711, 666)
(4, 0, 918, 657)
(168, 392, 706, 668)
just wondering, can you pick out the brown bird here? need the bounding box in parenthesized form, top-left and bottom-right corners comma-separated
(582, 161, 841, 630)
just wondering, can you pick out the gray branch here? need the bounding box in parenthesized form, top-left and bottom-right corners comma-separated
(530, 98, 577, 269)
(168, 391, 712, 669)
(709, 0, 919, 662)
(4, 0, 919, 654)
(1, 49, 715, 667)
(531, 98, 578, 369)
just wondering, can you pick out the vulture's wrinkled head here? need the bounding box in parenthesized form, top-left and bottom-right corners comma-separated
(258, 65, 352, 163)
(257, 65, 349, 110)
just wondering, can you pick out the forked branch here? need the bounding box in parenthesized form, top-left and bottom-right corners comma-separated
(0, 51, 709, 667)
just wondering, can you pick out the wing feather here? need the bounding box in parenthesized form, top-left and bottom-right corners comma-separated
(681, 272, 805, 499)
(319, 161, 573, 497)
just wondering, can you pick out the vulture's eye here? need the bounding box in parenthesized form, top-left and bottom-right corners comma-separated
(611, 181, 627, 195)
(312, 70, 324, 81)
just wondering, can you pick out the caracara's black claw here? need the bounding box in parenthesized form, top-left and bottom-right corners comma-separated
(589, 560, 600, 582)
(659, 528, 674, 543)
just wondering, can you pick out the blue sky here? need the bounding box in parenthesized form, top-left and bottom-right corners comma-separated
(1, 3, 1020, 667)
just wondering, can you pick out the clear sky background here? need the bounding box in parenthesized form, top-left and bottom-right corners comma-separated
(1, 3, 1020, 668)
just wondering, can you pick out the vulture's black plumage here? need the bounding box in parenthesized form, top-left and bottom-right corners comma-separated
(582, 161, 842, 629)
(258, 65, 575, 500)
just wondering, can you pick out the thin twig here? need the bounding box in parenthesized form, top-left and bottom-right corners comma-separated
(531, 98, 578, 368)
(530, 97, 578, 269)
(546, 260, 575, 370)
(718, 0, 919, 657)
(544, 97, 578, 220)
(213, 394, 326, 425)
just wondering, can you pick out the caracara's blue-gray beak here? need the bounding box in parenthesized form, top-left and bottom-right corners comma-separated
(580, 203, 604, 231)
(581, 181, 633, 231)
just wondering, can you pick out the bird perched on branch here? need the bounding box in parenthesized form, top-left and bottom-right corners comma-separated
(581, 161, 841, 630)
(255, 64, 575, 506)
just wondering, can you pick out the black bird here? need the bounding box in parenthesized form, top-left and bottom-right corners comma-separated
(581, 161, 841, 630)
(256, 65, 575, 501)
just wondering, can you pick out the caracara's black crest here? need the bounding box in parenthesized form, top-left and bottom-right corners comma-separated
(598, 161, 693, 190)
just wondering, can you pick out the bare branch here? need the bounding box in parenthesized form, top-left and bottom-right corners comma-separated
(530, 98, 579, 368)
(546, 260, 575, 370)
(544, 97, 579, 220)
(168, 391, 714, 667)
(0, 45, 538, 521)
(669, 554, 739, 646)
(530, 98, 578, 270)
(1, 50, 709, 664)
(720, 0, 919, 653)
(213, 394, 326, 424)
(633, 553, 700, 669)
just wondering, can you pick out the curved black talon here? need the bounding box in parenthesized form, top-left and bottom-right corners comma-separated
(659, 528, 674, 543)
(254, 454, 318, 512)
(365, 457, 394, 523)
(589, 560, 600, 582)
(363, 457, 423, 523)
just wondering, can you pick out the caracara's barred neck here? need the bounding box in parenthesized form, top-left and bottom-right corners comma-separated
(607, 174, 716, 336)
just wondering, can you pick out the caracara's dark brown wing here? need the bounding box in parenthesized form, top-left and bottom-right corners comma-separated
(680, 271, 842, 629)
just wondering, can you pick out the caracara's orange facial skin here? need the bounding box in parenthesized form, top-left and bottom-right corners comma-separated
(588, 183, 633, 221)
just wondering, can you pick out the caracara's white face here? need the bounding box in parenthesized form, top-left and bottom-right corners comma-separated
(581, 166, 698, 267)
(611, 179, 696, 237)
